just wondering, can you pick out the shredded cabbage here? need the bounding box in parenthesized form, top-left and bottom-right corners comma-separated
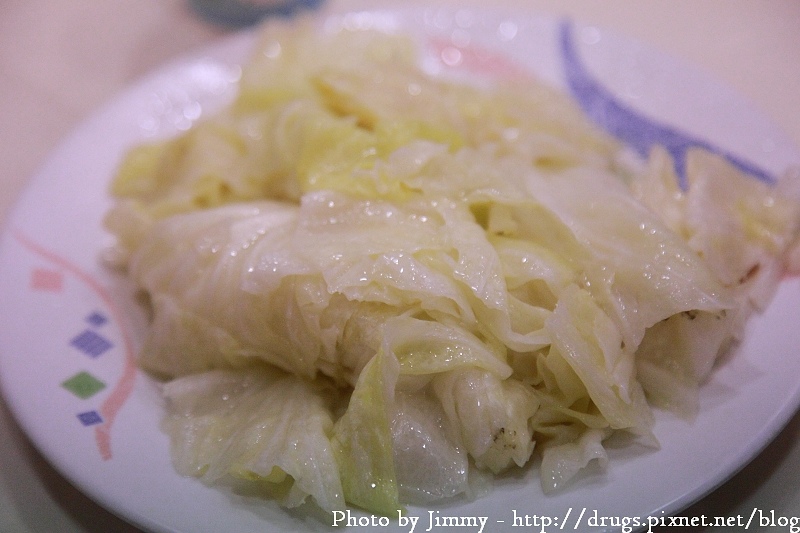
(104, 15, 800, 514)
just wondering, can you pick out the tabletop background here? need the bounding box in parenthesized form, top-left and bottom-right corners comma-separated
(1, 1, 799, 531)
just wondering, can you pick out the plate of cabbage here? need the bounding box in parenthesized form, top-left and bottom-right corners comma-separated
(1, 6, 799, 533)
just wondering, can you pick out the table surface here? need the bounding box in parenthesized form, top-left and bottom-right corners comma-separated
(1, 1, 799, 531)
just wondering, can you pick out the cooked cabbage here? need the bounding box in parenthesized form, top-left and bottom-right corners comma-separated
(104, 15, 800, 513)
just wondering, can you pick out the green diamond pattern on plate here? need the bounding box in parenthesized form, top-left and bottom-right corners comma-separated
(62, 371, 106, 399)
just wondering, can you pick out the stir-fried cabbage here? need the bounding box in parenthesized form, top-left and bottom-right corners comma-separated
(104, 15, 800, 515)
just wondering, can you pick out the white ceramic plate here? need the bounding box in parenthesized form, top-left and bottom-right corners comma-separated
(1, 7, 799, 533)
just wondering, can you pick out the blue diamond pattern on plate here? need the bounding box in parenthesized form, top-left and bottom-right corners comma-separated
(70, 329, 113, 358)
(77, 410, 103, 427)
(85, 311, 108, 327)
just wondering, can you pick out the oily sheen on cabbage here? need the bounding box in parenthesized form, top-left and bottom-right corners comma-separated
(103, 15, 800, 515)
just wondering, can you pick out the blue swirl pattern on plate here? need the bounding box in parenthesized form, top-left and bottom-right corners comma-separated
(559, 20, 774, 187)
